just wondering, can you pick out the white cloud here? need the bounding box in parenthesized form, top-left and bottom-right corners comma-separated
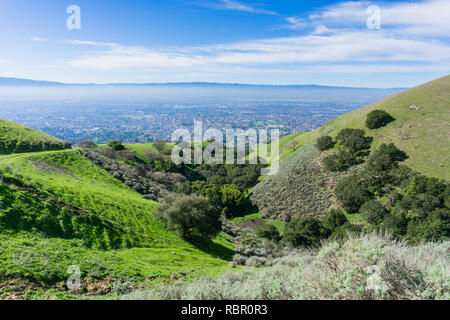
(304, 0, 450, 37)
(0, 72, 16, 77)
(285, 17, 306, 30)
(66, 30, 450, 70)
(191, 0, 278, 15)
(30, 37, 48, 42)
(65, 0, 450, 77)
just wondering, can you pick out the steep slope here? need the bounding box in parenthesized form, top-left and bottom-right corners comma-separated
(0, 119, 71, 155)
(277, 75, 450, 180)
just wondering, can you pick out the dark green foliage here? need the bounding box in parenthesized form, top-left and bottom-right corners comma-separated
(406, 175, 448, 203)
(283, 217, 329, 247)
(107, 140, 126, 151)
(360, 200, 387, 225)
(316, 136, 335, 151)
(335, 175, 371, 213)
(322, 209, 348, 231)
(366, 110, 395, 129)
(406, 209, 449, 243)
(383, 212, 408, 238)
(322, 129, 373, 173)
(329, 223, 362, 241)
(336, 128, 373, 154)
(366, 143, 408, 173)
(256, 224, 281, 242)
(181, 180, 250, 218)
(154, 194, 221, 241)
(322, 150, 359, 172)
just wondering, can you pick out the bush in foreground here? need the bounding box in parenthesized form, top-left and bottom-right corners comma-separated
(121, 233, 449, 300)
(335, 175, 371, 213)
(316, 136, 335, 151)
(154, 194, 221, 241)
(256, 224, 281, 242)
(283, 217, 329, 247)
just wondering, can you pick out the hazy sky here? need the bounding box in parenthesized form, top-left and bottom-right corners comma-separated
(0, 0, 449, 87)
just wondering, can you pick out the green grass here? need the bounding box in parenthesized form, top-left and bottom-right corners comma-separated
(230, 212, 262, 223)
(0, 232, 232, 299)
(275, 75, 450, 180)
(125, 143, 175, 156)
(230, 212, 286, 235)
(0, 119, 70, 155)
(0, 149, 234, 298)
(248, 132, 305, 164)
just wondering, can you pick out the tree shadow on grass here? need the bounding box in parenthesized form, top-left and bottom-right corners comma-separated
(190, 237, 236, 261)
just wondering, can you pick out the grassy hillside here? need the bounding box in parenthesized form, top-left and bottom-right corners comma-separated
(278, 75, 450, 180)
(0, 149, 233, 298)
(251, 75, 449, 221)
(0, 119, 71, 155)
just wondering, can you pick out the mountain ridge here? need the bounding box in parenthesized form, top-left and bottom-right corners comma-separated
(0, 76, 406, 90)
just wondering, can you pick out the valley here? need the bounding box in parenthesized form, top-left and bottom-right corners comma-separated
(0, 76, 448, 300)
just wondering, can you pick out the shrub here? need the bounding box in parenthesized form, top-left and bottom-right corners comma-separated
(335, 175, 371, 213)
(383, 213, 408, 238)
(360, 200, 388, 225)
(322, 150, 358, 172)
(107, 140, 126, 151)
(153, 140, 167, 152)
(283, 217, 329, 247)
(153, 194, 221, 241)
(116, 150, 136, 162)
(256, 224, 281, 242)
(336, 128, 373, 154)
(98, 146, 117, 159)
(366, 110, 395, 129)
(366, 143, 408, 173)
(406, 209, 450, 243)
(77, 140, 97, 149)
(329, 223, 362, 241)
(316, 136, 335, 151)
(322, 209, 348, 232)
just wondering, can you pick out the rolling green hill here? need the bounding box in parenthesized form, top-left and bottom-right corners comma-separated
(251, 76, 449, 221)
(0, 148, 233, 299)
(0, 119, 71, 155)
(278, 75, 450, 180)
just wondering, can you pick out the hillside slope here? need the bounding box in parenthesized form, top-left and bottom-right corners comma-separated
(0, 119, 71, 155)
(278, 75, 450, 180)
(251, 76, 449, 221)
(0, 149, 233, 298)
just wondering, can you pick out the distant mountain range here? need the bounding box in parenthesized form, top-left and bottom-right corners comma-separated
(0, 77, 406, 90)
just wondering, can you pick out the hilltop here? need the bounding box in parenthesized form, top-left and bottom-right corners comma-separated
(276, 75, 450, 180)
(0, 119, 71, 155)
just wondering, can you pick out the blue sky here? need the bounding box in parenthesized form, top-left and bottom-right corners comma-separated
(0, 0, 449, 87)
